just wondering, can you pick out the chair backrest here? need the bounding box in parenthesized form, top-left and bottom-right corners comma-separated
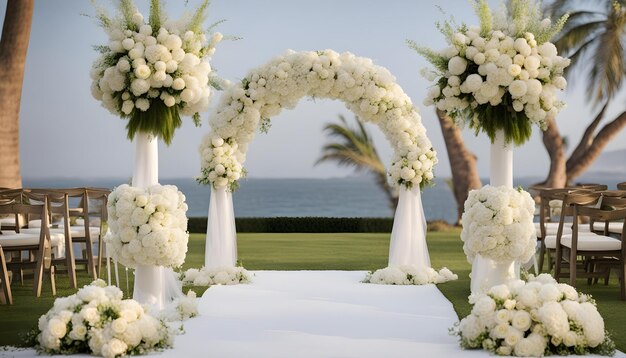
(578, 196, 626, 241)
(617, 182, 626, 190)
(0, 197, 50, 237)
(24, 190, 71, 231)
(557, 191, 602, 238)
(538, 188, 592, 238)
(575, 183, 609, 191)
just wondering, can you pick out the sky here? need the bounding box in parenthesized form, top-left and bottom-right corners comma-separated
(3, 0, 625, 180)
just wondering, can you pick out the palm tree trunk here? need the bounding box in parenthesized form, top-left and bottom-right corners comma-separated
(538, 118, 567, 188)
(0, 0, 34, 188)
(436, 110, 482, 224)
(566, 110, 626, 181)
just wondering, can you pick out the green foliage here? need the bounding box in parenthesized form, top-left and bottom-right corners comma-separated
(148, 0, 163, 33)
(467, 95, 534, 145)
(186, 217, 395, 233)
(406, 39, 448, 73)
(187, 0, 210, 33)
(119, 0, 138, 31)
(90, 0, 112, 30)
(473, 0, 493, 37)
(126, 100, 182, 145)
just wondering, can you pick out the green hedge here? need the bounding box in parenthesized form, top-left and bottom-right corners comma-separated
(188, 217, 394, 233)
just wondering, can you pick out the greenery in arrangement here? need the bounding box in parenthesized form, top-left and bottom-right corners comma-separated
(90, 0, 224, 144)
(411, 0, 570, 145)
(1, 231, 624, 352)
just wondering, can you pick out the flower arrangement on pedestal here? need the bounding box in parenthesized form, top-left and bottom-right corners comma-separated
(363, 265, 457, 285)
(90, 0, 223, 144)
(461, 185, 536, 264)
(452, 274, 615, 356)
(36, 280, 172, 358)
(197, 49, 438, 191)
(107, 184, 189, 268)
(412, 0, 570, 145)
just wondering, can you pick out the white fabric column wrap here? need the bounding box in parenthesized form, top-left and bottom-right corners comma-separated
(388, 186, 430, 268)
(205, 185, 237, 269)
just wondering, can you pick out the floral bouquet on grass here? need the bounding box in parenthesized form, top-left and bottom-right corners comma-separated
(107, 184, 189, 268)
(182, 266, 252, 286)
(452, 274, 615, 356)
(461, 185, 536, 263)
(363, 265, 457, 285)
(36, 280, 171, 358)
(411, 0, 570, 145)
(90, 0, 223, 144)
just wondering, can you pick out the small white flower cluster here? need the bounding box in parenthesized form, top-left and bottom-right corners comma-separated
(90, 4, 221, 118)
(364, 265, 457, 285)
(461, 185, 536, 263)
(36, 280, 171, 358)
(182, 266, 252, 286)
(107, 184, 189, 268)
(198, 49, 437, 189)
(157, 290, 199, 322)
(454, 274, 613, 356)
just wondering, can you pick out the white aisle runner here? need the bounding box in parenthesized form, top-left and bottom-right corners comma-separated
(165, 270, 483, 358)
(3, 271, 623, 357)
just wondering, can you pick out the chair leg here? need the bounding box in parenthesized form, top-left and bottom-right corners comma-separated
(65, 235, 77, 289)
(84, 237, 97, 280)
(0, 248, 13, 305)
(554, 246, 562, 282)
(96, 237, 103, 278)
(569, 250, 577, 287)
(621, 261, 625, 301)
(538, 239, 545, 273)
(49, 266, 56, 296)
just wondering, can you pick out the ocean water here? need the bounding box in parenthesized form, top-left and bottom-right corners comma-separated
(23, 177, 456, 222)
(22, 174, 623, 223)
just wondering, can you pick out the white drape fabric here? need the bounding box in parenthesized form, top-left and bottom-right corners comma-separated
(205, 185, 237, 269)
(130, 132, 183, 309)
(388, 186, 430, 267)
(471, 129, 520, 293)
(470, 254, 518, 293)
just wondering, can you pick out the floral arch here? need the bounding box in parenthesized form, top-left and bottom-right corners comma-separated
(197, 49, 452, 283)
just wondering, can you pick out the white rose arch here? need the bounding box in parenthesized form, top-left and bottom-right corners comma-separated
(197, 49, 454, 283)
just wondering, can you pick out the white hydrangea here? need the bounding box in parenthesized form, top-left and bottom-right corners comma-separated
(36, 280, 172, 357)
(420, 15, 570, 136)
(453, 274, 612, 356)
(461, 185, 536, 263)
(107, 184, 189, 268)
(90, 5, 222, 123)
(198, 50, 437, 190)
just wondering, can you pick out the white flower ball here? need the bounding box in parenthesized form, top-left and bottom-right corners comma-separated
(172, 78, 186, 90)
(134, 64, 151, 80)
(448, 56, 467, 76)
(508, 80, 528, 98)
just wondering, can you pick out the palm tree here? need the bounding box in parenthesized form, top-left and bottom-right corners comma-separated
(316, 115, 398, 210)
(0, 0, 34, 188)
(539, 0, 626, 185)
(436, 110, 482, 224)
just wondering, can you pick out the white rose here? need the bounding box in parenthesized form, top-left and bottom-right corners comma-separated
(134, 64, 151, 80)
(512, 310, 532, 331)
(47, 318, 67, 338)
(172, 78, 186, 90)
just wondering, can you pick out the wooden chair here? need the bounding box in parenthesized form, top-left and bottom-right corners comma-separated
(537, 188, 594, 272)
(21, 190, 77, 289)
(0, 245, 11, 304)
(617, 182, 626, 190)
(0, 198, 55, 297)
(574, 195, 626, 299)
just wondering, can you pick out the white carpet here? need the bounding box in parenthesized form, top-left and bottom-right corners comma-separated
(2, 271, 623, 358)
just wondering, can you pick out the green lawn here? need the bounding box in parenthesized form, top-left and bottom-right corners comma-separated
(1, 230, 624, 351)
